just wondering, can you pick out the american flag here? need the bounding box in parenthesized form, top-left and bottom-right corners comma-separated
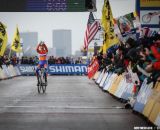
(84, 12, 100, 50)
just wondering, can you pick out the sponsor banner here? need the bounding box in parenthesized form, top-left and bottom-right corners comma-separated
(14, 66, 21, 75)
(140, 0, 160, 7)
(2, 65, 10, 77)
(96, 69, 105, 84)
(99, 72, 108, 88)
(0, 68, 5, 79)
(93, 71, 101, 80)
(141, 10, 160, 25)
(103, 73, 117, 91)
(121, 83, 134, 100)
(137, 0, 160, 30)
(155, 113, 160, 126)
(18, 64, 87, 75)
(133, 79, 153, 113)
(114, 78, 126, 98)
(103, 73, 113, 90)
(48, 64, 87, 74)
(18, 65, 37, 75)
(87, 58, 99, 79)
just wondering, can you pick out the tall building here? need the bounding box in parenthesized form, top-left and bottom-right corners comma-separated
(75, 50, 83, 57)
(48, 47, 56, 56)
(52, 29, 72, 57)
(20, 32, 38, 56)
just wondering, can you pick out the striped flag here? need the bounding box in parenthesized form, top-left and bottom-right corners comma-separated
(84, 12, 100, 50)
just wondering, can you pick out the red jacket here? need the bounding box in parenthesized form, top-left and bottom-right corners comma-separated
(151, 45, 160, 70)
(132, 85, 137, 93)
(151, 45, 160, 60)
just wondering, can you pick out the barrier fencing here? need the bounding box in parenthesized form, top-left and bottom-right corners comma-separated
(93, 69, 160, 127)
(0, 65, 21, 80)
(18, 64, 87, 75)
(0, 64, 88, 80)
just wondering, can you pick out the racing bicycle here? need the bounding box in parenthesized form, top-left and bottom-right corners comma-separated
(37, 67, 47, 93)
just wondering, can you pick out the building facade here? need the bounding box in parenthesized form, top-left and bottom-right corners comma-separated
(20, 32, 38, 56)
(52, 30, 72, 57)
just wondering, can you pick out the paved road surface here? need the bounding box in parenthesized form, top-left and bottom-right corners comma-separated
(0, 76, 149, 130)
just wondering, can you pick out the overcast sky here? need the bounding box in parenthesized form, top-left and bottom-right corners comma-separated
(0, 0, 135, 54)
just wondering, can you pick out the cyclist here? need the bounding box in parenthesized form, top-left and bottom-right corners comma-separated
(36, 41, 48, 86)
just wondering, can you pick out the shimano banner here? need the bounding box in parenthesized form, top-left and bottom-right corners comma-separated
(18, 64, 88, 75)
(49, 64, 87, 74)
(18, 65, 37, 75)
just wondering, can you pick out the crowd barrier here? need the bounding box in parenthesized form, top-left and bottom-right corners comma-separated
(0, 65, 21, 80)
(133, 79, 153, 113)
(17, 64, 87, 75)
(0, 64, 88, 79)
(93, 69, 160, 127)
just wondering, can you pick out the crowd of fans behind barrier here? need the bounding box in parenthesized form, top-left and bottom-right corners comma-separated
(0, 55, 83, 68)
(0, 55, 19, 68)
(94, 28, 160, 92)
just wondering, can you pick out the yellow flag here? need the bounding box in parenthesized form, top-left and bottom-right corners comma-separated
(133, 11, 137, 17)
(98, 45, 103, 53)
(101, 0, 119, 54)
(0, 22, 8, 56)
(11, 26, 22, 52)
(101, 0, 109, 32)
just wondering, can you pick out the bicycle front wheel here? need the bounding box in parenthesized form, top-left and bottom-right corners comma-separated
(42, 84, 46, 93)
(42, 75, 47, 93)
(37, 76, 42, 93)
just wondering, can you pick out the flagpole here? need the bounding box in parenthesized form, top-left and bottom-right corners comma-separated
(8, 44, 12, 59)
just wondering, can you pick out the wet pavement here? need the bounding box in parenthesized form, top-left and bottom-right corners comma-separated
(0, 76, 149, 130)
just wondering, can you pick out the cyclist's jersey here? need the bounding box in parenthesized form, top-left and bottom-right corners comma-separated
(38, 52, 47, 65)
(37, 44, 48, 67)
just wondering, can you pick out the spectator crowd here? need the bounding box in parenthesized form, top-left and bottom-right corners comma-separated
(0, 55, 20, 68)
(0, 55, 84, 68)
(94, 28, 160, 89)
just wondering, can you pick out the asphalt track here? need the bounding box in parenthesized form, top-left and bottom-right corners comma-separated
(0, 76, 149, 130)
